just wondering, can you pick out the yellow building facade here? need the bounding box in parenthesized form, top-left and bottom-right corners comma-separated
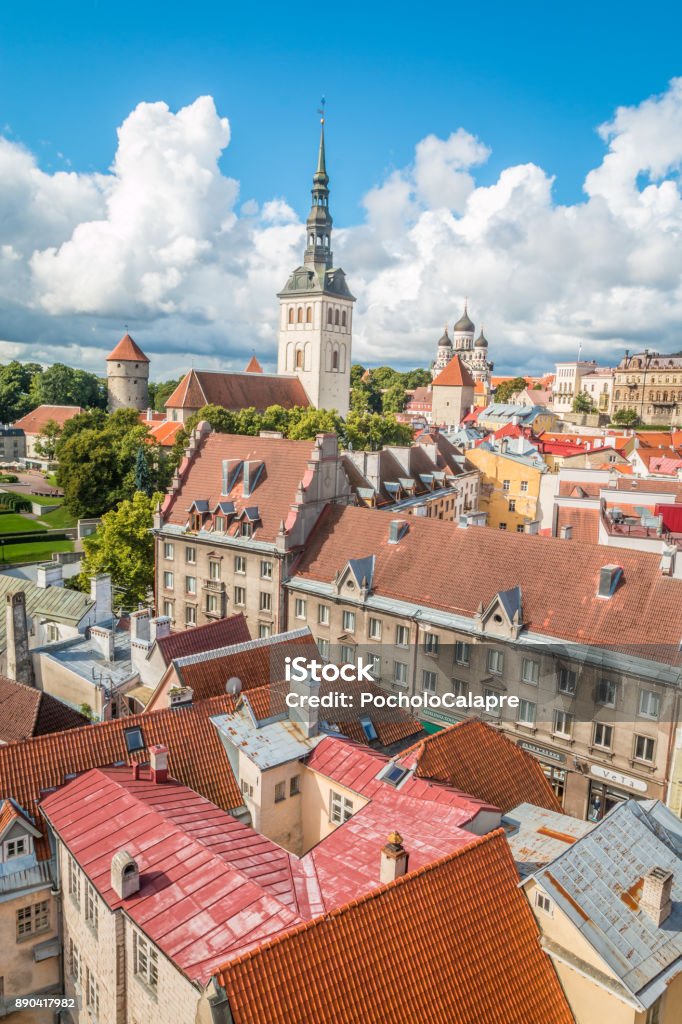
(466, 445, 545, 531)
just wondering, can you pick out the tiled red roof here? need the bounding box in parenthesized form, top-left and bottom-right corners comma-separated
(156, 613, 251, 665)
(162, 431, 324, 541)
(165, 368, 310, 412)
(431, 354, 475, 388)
(555, 506, 599, 543)
(148, 419, 184, 447)
(244, 355, 264, 373)
(294, 504, 682, 663)
(397, 719, 562, 814)
(216, 829, 574, 1024)
(0, 674, 89, 743)
(106, 332, 150, 362)
(13, 404, 84, 433)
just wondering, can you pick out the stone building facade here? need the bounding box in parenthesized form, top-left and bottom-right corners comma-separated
(613, 350, 682, 425)
(106, 333, 150, 412)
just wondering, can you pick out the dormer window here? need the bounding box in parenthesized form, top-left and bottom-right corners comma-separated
(240, 521, 252, 538)
(4, 836, 28, 859)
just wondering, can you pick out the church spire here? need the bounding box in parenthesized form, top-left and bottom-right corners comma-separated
(304, 99, 333, 274)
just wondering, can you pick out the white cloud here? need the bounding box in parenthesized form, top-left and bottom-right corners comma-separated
(2, 82, 682, 378)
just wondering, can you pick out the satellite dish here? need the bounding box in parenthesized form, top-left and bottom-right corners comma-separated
(226, 676, 242, 696)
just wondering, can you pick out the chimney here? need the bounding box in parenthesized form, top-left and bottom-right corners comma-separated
(90, 574, 113, 625)
(131, 762, 140, 781)
(149, 743, 169, 783)
(130, 609, 151, 643)
(90, 625, 115, 662)
(149, 616, 172, 643)
(640, 867, 673, 927)
(388, 520, 408, 544)
(380, 831, 409, 884)
(36, 562, 64, 589)
(6, 592, 35, 686)
(597, 565, 623, 598)
(560, 525, 573, 540)
(110, 850, 140, 899)
(660, 547, 676, 577)
(288, 669, 320, 738)
(168, 685, 193, 709)
(222, 458, 242, 495)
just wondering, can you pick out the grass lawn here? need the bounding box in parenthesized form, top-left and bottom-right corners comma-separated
(0, 538, 74, 565)
(38, 506, 77, 529)
(0, 514, 46, 535)
(1, 489, 62, 507)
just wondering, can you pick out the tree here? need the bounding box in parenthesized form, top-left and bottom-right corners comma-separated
(369, 366, 401, 390)
(0, 361, 43, 422)
(493, 376, 528, 403)
(350, 379, 382, 414)
(134, 447, 153, 496)
(148, 378, 181, 413)
(78, 491, 160, 608)
(572, 391, 593, 413)
(30, 363, 106, 409)
(287, 408, 341, 439)
(612, 409, 641, 426)
(402, 368, 432, 389)
(382, 383, 407, 414)
(350, 364, 366, 387)
(343, 412, 413, 451)
(34, 419, 62, 461)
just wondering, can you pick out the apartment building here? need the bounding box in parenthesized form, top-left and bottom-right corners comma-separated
(285, 504, 682, 820)
(466, 435, 547, 531)
(614, 351, 682, 426)
(153, 426, 353, 634)
(552, 360, 598, 415)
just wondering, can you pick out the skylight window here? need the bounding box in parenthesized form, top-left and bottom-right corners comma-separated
(359, 716, 378, 742)
(123, 727, 145, 754)
(381, 763, 408, 787)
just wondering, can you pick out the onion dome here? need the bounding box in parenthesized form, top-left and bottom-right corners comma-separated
(475, 330, 488, 348)
(438, 325, 452, 348)
(454, 303, 475, 333)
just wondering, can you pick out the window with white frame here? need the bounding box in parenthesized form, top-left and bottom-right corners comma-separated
(340, 644, 355, 664)
(318, 603, 330, 625)
(163, 542, 174, 560)
(4, 836, 28, 859)
(133, 930, 158, 992)
(234, 586, 246, 606)
(369, 653, 381, 678)
(487, 649, 504, 674)
(452, 679, 467, 698)
(163, 571, 174, 591)
(186, 604, 198, 627)
(535, 891, 552, 915)
(241, 779, 254, 798)
(422, 670, 438, 693)
(553, 709, 573, 738)
(518, 699, 536, 726)
(295, 598, 307, 620)
(342, 610, 356, 632)
(522, 658, 539, 684)
(209, 560, 221, 580)
(185, 576, 196, 595)
(423, 632, 439, 655)
(393, 661, 408, 685)
(205, 594, 218, 615)
(235, 555, 246, 574)
(395, 625, 409, 647)
(85, 881, 98, 934)
(639, 690, 660, 719)
(455, 641, 470, 666)
(260, 591, 272, 613)
(520, 481, 529, 492)
(69, 938, 81, 985)
(16, 900, 49, 938)
(329, 791, 353, 824)
(163, 600, 173, 619)
(634, 735, 655, 763)
(260, 560, 273, 580)
(502, 479, 510, 491)
(317, 637, 330, 659)
(68, 856, 81, 906)
(368, 617, 382, 640)
(597, 679, 617, 707)
(558, 667, 577, 695)
(258, 623, 272, 639)
(185, 546, 196, 564)
(593, 722, 613, 749)
(484, 687, 501, 716)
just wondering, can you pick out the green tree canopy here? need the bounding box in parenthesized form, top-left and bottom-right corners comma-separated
(493, 377, 529, 403)
(0, 361, 43, 422)
(148, 378, 182, 413)
(572, 391, 593, 413)
(33, 419, 63, 461)
(343, 412, 413, 451)
(78, 491, 161, 608)
(612, 408, 641, 426)
(350, 364, 366, 387)
(382, 382, 407, 414)
(29, 363, 106, 409)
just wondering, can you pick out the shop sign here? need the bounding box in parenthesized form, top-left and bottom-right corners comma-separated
(590, 764, 647, 793)
(518, 741, 566, 764)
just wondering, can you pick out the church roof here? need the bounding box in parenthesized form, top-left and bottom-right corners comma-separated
(106, 333, 150, 363)
(164, 369, 310, 413)
(245, 356, 264, 373)
(432, 354, 475, 389)
(437, 327, 452, 349)
(475, 331, 489, 348)
(278, 265, 355, 300)
(453, 306, 475, 333)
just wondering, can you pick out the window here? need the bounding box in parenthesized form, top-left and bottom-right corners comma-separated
(68, 855, 81, 905)
(124, 726, 145, 754)
(368, 653, 381, 678)
(518, 699, 536, 726)
(260, 560, 273, 580)
(597, 679, 617, 707)
(634, 735, 655, 763)
(163, 542, 174, 560)
(422, 670, 437, 693)
(516, 524, 525, 533)
(395, 625, 409, 647)
(69, 939, 81, 985)
(209, 560, 221, 580)
(214, 515, 225, 532)
(234, 586, 246, 606)
(520, 481, 528, 492)
(359, 715, 378, 742)
(393, 661, 408, 685)
(508, 500, 516, 512)
(274, 781, 286, 803)
(553, 710, 573, 738)
(639, 690, 660, 719)
(235, 555, 246, 574)
(293, 597, 307, 620)
(185, 575, 197, 595)
(340, 644, 355, 664)
(455, 641, 470, 666)
(535, 892, 552, 915)
(502, 479, 510, 491)
(484, 687, 501, 716)
(342, 610, 356, 632)
(133, 930, 158, 993)
(423, 632, 439, 655)
(163, 600, 173, 619)
(452, 679, 467, 698)
(593, 722, 613, 749)
(487, 649, 504, 674)
(86, 969, 100, 1018)
(259, 591, 272, 613)
(17, 900, 49, 938)
(205, 595, 218, 615)
(5, 836, 27, 859)
(522, 658, 539, 684)
(558, 667, 577, 695)
(318, 603, 330, 625)
(290, 775, 300, 796)
(258, 623, 272, 639)
(240, 520, 253, 538)
(499, 523, 507, 530)
(329, 791, 353, 824)
(368, 617, 382, 640)
(241, 778, 254, 798)
(163, 571, 174, 590)
(85, 881, 98, 934)
(185, 546, 196, 564)
(317, 637, 330, 659)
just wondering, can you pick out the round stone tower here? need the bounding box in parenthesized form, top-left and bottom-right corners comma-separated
(106, 333, 150, 412)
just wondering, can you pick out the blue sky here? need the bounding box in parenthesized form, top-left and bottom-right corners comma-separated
(1, 2, 682, 377)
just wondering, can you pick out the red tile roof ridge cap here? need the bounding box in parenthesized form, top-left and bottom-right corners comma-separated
(217, 829, 504, 974)
(171, 627, 313, 668)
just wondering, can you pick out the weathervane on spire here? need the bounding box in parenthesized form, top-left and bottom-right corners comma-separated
(317, 97, 326, 124)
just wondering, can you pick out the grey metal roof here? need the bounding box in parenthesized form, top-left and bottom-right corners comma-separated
(502, 803, 594, 878)
(498, 586, 522, 622)
(212, 705, 325, 770)
(0, 857, 53, 895)
(37, 628, 135, 688)
(0, 575, 93, 652)
(347, 555, 375, 591)
(532, 799, 682, 1005)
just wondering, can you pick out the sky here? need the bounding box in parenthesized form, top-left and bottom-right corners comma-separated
(1, 1, 682, 380)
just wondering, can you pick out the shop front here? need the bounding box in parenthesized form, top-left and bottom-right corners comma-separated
(517, 740, 568, 806)
(586, 765, 648, 822)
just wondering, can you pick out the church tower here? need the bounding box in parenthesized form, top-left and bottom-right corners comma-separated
(277, 111, 355, 417)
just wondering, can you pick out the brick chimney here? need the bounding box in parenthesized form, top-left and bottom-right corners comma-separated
(640, 867, 673, 927)
(149, 743, 169, 784)
(6, 591, 35, 687)
(149, 616, 172, 643)
(380, 831, 409, 884)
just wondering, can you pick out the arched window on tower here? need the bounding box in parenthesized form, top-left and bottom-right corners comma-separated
(288, 308, 294, 324)
(296, 349, 304, 370)
(306, 306, 312, 323)
(317, 236, 322, 246)
(332, 350, 339, 371)
(324, 235, 329, 247)
(335, 310, 340, 326)
(327, 308, 333, 325)
(297, 307, 303, 323)
(341, 311, 347, 328)
(309, 234, 314, 246)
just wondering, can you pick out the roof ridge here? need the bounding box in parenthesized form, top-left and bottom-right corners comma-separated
(172, 627, 312, 669)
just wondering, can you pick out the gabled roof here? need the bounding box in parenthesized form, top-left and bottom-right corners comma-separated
(216, 829, 574, 1024)
(13, 404, 84, 433)
(154, 614, 251, 665)
(165, 369, 309, 411)
(106, 332, 150, 363)
(531, 799, 682, 1007)
(244, 355, 264, 373)
(431, 354, 475, 389)
(397, 719, 562, 814)
(496, 585, 522, 623)
(0, 674, 90, 743)
(0, 575, 94, 653)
